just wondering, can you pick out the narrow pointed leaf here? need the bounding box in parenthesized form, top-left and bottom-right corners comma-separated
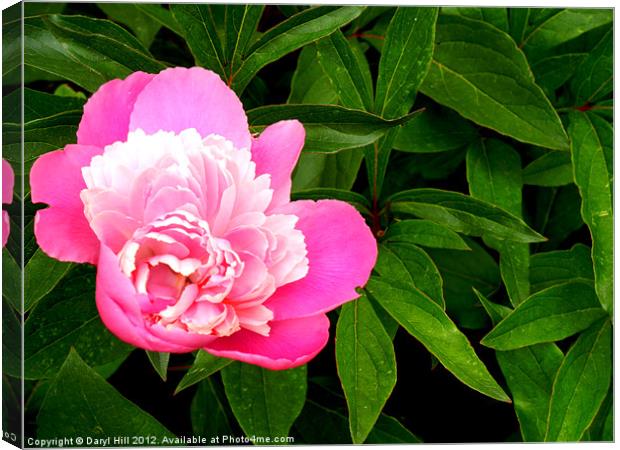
(336, 295, 396, 443)
(545, 319, 612, 441)
(384, 219, 471, 250)
(375, 7, 438, 118)
(523, 151, 573, 187)
(191, 378, 233, 436)
(389, 188, 546, 243)
(570, 28, 612, 104)
(568, 112, 613, 314)
(146, 351, 170, 382)
(481, 281, 606, 350)
(366, 277, 509, 402)
(175, 350, 233, 394)
(530, 244, 594, 293)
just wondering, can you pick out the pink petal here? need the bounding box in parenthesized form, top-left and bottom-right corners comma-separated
(2, 159, 14, 204)
(129, 67, 251, 150)
(77, 71, 155, 148)
(96, 244, 216, 352)
(251, 120, 305, 209)
(203, 314, 330, 370)
(265, 200, 377, 320)
(30, 144, 102, 264)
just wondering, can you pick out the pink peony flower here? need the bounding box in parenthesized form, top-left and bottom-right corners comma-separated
(2, 159, 14, 247)
(30, 67, 377, 369)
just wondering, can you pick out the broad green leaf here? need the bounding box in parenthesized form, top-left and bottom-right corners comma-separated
(384, 219, 471, 250)
(545, 319, 612, 441)
(336, 295, 396, 443)
(292, 188, 371, 216)
(366, 277, 509, 402)
(520, 9, 612, 62)
(2, 248, 20, 313)
(481, 281, 606, 351)
(24, 248, 72, 312)
(569, 112, 612, 313)
(508, 8, 530, 44)
(442, 7, 509, 32)
(570, 28, 612, 104)
(389, 188, 546, 243)
(191, 378, 233, 437)
(375, 243, 444, 308)
(420, 14, 568, 150)
(175, 350, 233, 394)
(366, 414, 422, 444)
(23, 15, 165, 92)
(523, 151, 573, 186)
(530, 244, 594, 293)
(316, 30, 373, 111)
(426, 239, 499, 329)
(38, 350, 173, 439)
(394, 105, 477, 153)
(221, 362, 307, 437)
(98, 4, 162, 47)
(248, 104, 419, 153)
(232, 6, 365, 93)
(146, 351, 169, 382)
(466, 138, 529, 306)
(375, 7, 438, 118)
(498, 344, 564, 441)
(24, 266, 133, 379)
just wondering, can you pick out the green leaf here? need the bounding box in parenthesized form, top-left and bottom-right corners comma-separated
(3, 298, 22, 377)
(520, 9, 612, 62)
(570, 28, 612, 104)
(545, 319, 612, 441)
(292, 188, 371, 216)
(442, 7, 509, 32)
(481, 281, 606, 351)
(23, 14, 165, 92)
(366, 276, 509, 403)
(248, 104, 419, 153)
(336, 294, 396, 443)
(534, 185, 584, 247)
(364, 129, 398, 205)
(530, 244, 594, 293)
(375, 243, 444, 309)
(568, 112, 612, 314)
(146, 351, 170, 382)
(466, 138, 529, 306)
(531, 53, 587, 93)
(2, 248, 21, 313)
(24, 248, 73, 312)
(134, 4, 184, 37)
(225, 5, 264, 74)
(426, 239, 499, 329)
(420, 14, 568, 150)
(394, 105, 477, 153)
(38, 350, 173, 439)
(221, 362, 307, 437)
(366, 414, 422, 443)
(175, 350, 233, 394)
(288, 44, 338, 104)
(523, 151, 573, 187)
(375, 7, 438, 118)
(584, 389, 613, 441)
(473, 288, 512, 326)
(24, 266, 133, 379)
(98, 4, 162, 47)
(316, 30, 373, 111)
(497, 344, 564, 441)
(389, 188, 546, 243)
(232, 6, 365, 93)
(384, 219, 471, 250)
(191, 378, 233, 437)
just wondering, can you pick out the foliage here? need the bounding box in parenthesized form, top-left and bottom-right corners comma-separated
(3, 3, 613, 444)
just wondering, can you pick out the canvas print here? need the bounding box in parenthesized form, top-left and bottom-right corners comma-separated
(1, 1, 614, 447)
